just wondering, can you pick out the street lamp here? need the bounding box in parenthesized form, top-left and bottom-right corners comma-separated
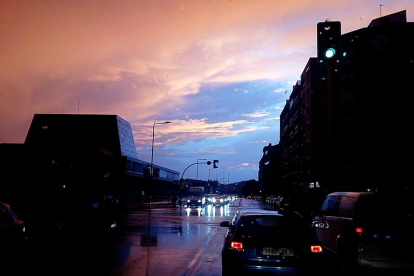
(196, 158, 206, 180)
(151, 121, 171, 177)
(150, 120, 171, 208)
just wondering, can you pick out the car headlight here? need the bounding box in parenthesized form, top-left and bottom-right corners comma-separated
(198, 200, 201, 203)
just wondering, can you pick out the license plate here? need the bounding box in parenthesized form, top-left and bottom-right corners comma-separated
(262, 247, 294, 256)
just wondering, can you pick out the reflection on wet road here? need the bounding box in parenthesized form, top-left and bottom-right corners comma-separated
(0, 198, 268, 276)
(108, 198, 266, 276)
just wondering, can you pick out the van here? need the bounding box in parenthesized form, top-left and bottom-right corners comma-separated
(311, 191, 414, 273)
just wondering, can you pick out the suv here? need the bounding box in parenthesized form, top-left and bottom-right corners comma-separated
(220, 208, 325, 275)
(311, 191, 414, 273)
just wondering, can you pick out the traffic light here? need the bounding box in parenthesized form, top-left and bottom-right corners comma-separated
(317, 21, 341, 64)
(213, 160, 219, 169)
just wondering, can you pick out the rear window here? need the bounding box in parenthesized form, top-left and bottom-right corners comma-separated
(234, 214, 308, 241)
(355, 194, 414, 225)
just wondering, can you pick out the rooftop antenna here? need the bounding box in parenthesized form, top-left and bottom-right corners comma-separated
(380, 4, 384, 17)
(78, 100, 80, 114)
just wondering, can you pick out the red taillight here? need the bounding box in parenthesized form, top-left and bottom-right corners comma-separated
(231, 241, 243, 250)
(311, 245, 323, 253)
(355, 227, 363, 234)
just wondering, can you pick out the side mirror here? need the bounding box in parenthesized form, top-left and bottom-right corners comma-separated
(220, 221, 230, 227)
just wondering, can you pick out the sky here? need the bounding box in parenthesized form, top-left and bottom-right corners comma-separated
(1, 0, 414, 184)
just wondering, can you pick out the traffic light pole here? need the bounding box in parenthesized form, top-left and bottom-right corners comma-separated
(181, 161, 210, 182)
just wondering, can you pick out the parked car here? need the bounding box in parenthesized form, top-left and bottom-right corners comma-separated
(311, 191, 414, 273)
(21, 206, 118, 241)
(220, 208, 325, 275)
(0, 202, 26, 248)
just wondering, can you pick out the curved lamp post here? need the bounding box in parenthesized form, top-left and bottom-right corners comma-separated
(196, 158, 207, 180)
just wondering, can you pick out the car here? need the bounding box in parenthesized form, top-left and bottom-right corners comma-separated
(311, 191, 414, 273)
(0, 202, 26, 248)
(220, 208, 326, 275)
(212, 195, 228, 207)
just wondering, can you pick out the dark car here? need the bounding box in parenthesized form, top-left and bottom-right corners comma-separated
(311, 191, 414, 273)
(21, 206, 118, 242)
(211, 195, 228, 207)
(0, 202, 26, 248)
(220, 208, 325, 275)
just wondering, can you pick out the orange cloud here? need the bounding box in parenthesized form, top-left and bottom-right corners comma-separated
(1, 0, 414, 145)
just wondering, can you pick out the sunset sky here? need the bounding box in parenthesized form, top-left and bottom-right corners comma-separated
(1, 0, 413, 183)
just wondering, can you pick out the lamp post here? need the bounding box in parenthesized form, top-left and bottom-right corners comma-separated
(196, 158, 206, 181)
(150, 121, 171, 209)
(151, 121, 171, 177)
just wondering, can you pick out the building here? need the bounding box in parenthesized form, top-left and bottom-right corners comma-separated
(258, 143, 282, 196)
(0, 114, 179, 209)
(280, 80, 302, 188)
(278, 10, 414, 198)
(333, 10, 414, 191)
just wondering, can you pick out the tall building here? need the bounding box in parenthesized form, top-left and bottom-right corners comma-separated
(333, 10, 414, 191)
(279, 10, 414, 196)
(280, 58, 324, 197)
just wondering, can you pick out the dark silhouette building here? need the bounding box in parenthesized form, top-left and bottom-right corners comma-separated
(258, 143, 282, 196)
(278, 10, 414, 198)
(280, 81, 302, 188)
(0, 114, 179, 209)
(332, 10, 414, 191)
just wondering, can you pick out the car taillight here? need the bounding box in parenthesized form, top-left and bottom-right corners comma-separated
(355, 227, 363, 234)
(231, 241, 243, 251)
(310, 245, 323, 253)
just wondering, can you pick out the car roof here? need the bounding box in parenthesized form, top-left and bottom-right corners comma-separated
(327, 191, 373, 197)
(0, 202, 11, 211)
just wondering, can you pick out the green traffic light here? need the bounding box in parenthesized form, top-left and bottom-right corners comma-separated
(325, 48, 336, 58)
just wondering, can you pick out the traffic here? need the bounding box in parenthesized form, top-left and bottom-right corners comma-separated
(2, 192, 413, 276)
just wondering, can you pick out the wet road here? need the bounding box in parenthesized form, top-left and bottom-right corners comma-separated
(0, 198, 266, 276)
(110, 198, 263, 276)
